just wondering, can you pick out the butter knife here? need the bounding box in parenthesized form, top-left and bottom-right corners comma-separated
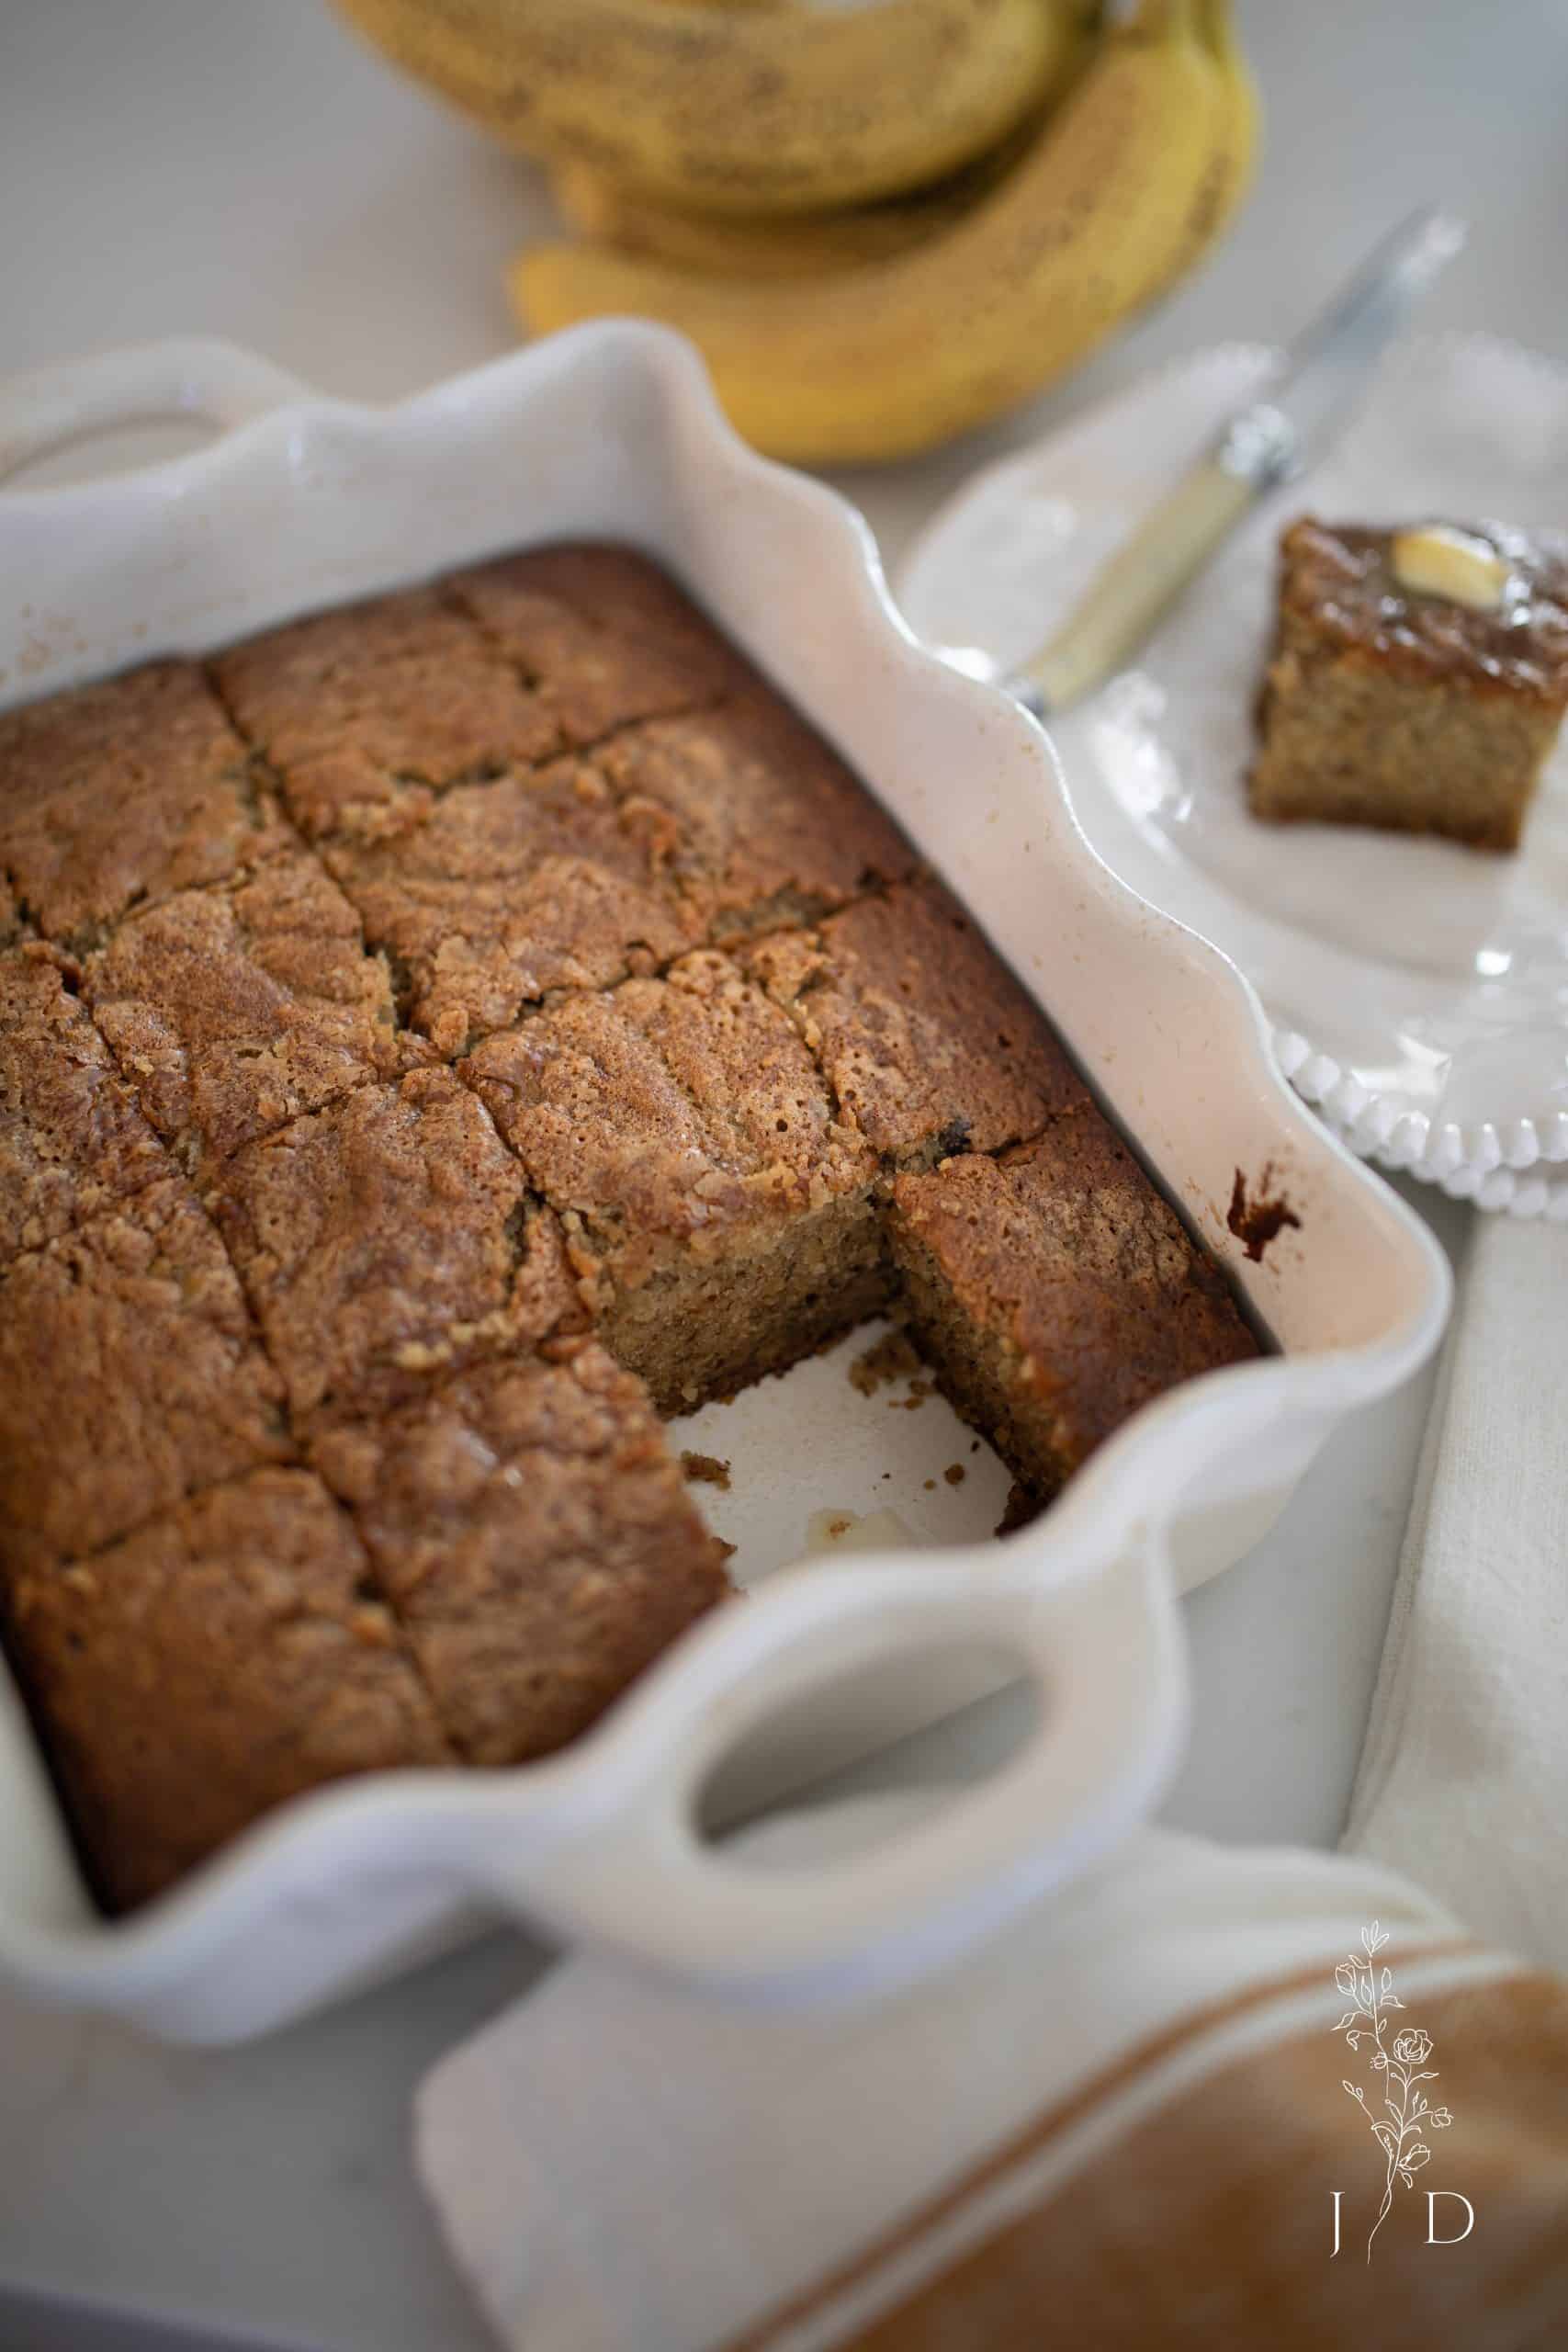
(940, 205, 1466, 718)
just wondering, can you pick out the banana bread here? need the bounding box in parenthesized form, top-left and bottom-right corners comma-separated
(312, 1338, 730, 1768)
(597, 688, 919, 942)
(212, 583, 560, 842)
(449, 543, 750, 745)
(321, 759, 701, 1056)
(214, 1069, 584, 1433)
(0, 538, 1259, 1910)
(0, 1175, 291, 1577)
(83, 848, 422, 1181)
(0, 941, 166, 1263)
(4, 1468, 452, 1910)
(0, 660, 288, 947)
(465, 948, 889, 1413)
(744, 877, 1089, 1169)
(888, 1124, 1258, 1499)
(1250, 517, 1568, 850)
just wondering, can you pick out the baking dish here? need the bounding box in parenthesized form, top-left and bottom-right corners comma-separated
(0, 329, 1449, 2040)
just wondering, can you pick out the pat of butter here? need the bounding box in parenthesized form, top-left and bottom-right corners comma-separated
(1391, 525, 1510, 612)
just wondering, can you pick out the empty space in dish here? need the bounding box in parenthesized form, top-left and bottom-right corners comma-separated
(678, 1320, 1015, 1581)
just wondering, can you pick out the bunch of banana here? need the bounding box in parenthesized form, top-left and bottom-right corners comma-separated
(333, 0, 1087, 215)
(334, 0, 1258, 464)
(509, 0, 1258, 463)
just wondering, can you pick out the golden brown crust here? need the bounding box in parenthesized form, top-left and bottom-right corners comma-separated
(211, 585, 560, 841)
(322, 762, 700, 1055)
(215, 1070, 584, 1432)
(745, 879, 1089, 1167)
(0, 943, 167, 1263)
(4, 1469, 451, 1911)
(312, 1340, 731, 1768)
(467, 949, 874, 1262)
(84, 850, 423, 1180)
(465, 952, 887, 1411)
(889, 1125, 1257, 1496)
(598, 689, 919, 942)
(449, 542, 749, 745)
(0, 660, 290, 947)
(1274, 517, 1568, 697)
(0, 1177, 292, 1574)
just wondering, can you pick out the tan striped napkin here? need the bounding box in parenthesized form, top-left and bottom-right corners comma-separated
(416, 1813, 1568, 2348)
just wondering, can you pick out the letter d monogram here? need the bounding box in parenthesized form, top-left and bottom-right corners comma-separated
(1427, 2190, 1474, 2245)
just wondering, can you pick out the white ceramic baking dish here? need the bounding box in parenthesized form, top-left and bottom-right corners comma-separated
(0, 329, 1450, 2041)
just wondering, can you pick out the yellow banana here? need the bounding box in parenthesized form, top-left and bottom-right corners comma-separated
(547, 13, 1103, 283)
(513, 0, 1244, 465)
(333, 0, 1076, 217)
(1200, 0, 1261, 243)
(1141, 0, 1258, 305)
(547, 118, 1032, 283)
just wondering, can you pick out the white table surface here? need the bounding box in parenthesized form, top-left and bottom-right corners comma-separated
(1, 1, 1562, 2344)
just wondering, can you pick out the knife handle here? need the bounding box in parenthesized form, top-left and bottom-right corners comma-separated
(1018, 458, 1258, 713)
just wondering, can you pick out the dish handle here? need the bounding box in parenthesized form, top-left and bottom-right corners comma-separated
(0, 336, 312, 488)
(476, 1530, 1186, 2002)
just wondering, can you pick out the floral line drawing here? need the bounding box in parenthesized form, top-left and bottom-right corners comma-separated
(1332, 1920, 1454, 2261)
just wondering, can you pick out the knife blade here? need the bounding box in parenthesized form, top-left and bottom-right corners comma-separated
(999, 204, 1467, 718)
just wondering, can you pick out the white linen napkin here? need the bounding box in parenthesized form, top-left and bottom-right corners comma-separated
(1343, 1212, 1568, 1967)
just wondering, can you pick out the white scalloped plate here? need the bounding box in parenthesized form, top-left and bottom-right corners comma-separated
(898, 334, 1568, 1218)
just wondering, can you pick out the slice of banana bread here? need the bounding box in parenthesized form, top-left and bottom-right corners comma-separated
(212, 584, 560, 842)
(597, 688, 919, 944)
(1250, 517, 1568, 850)
(0, 1175, 292, 1576)
(321, 760, 701, 1056)
(465, 949, 889, 1413)
(744, 878, 1089, 1170)
(3, 1468, 451, 1911)
(83, 848, 423, 1182)
(215, 1070, 584, 1434)
(0, 941, 166, 1263)
(312, 1339, 731, 1768)
(887, 1122, 1258, 1499)
(0, 660, 289, 948)
(449, 543, 749, 746)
